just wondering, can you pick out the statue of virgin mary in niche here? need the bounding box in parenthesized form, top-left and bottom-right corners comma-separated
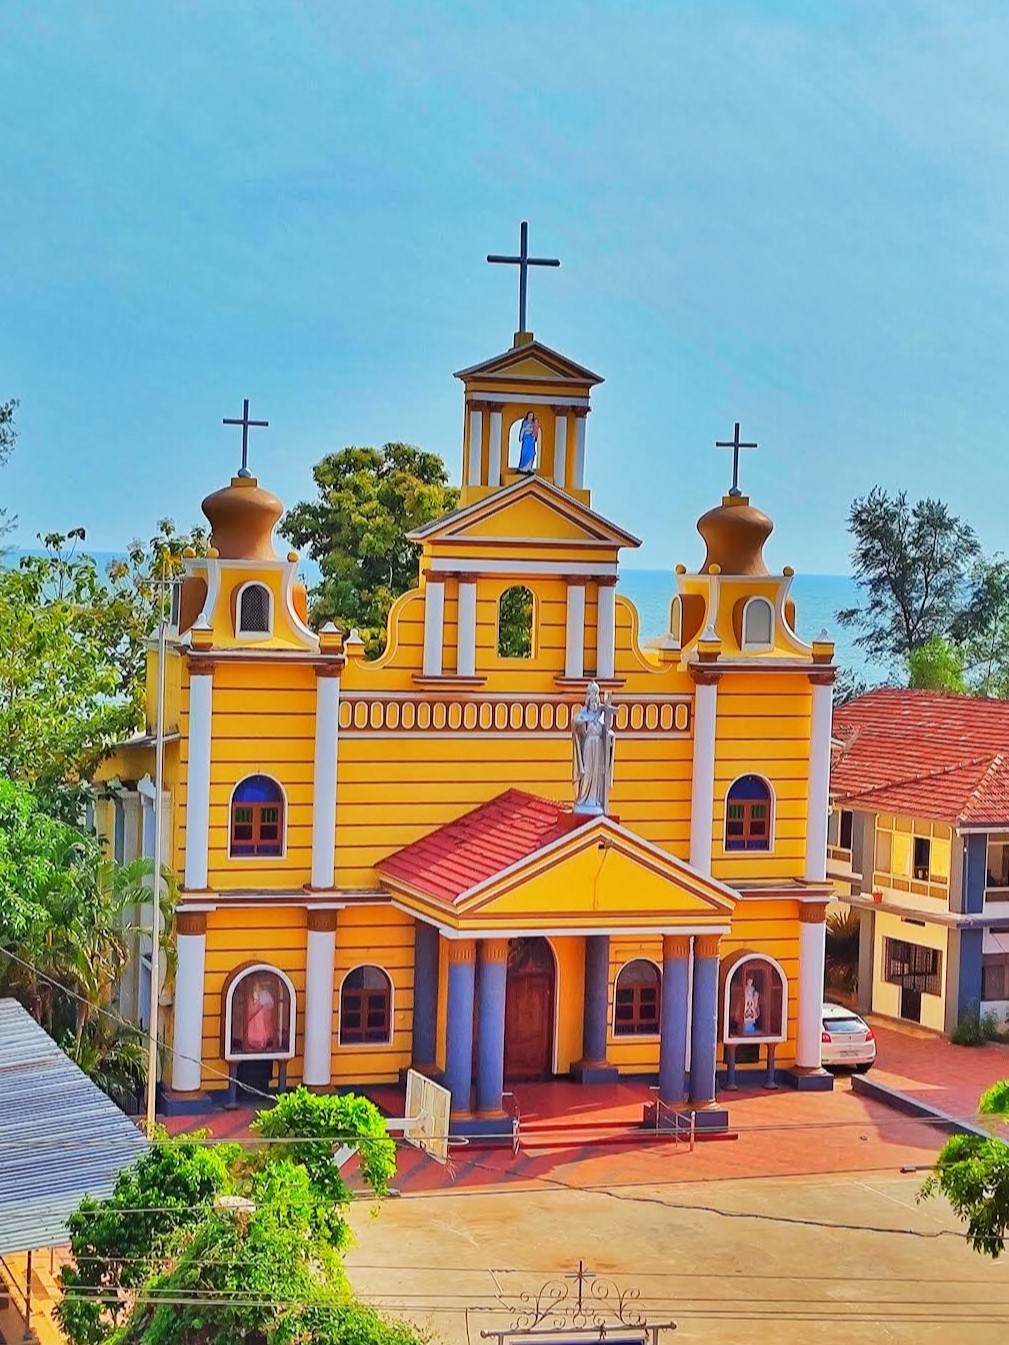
(516, 411, 541, 473)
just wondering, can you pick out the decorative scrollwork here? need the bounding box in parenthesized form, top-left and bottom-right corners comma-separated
(491, 1262, 662, 1338)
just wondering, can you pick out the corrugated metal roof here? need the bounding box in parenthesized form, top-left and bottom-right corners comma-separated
(0, 998, 149, 1254)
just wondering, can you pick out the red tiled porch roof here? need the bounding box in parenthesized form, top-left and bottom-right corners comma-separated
(377, 789, 590, 904)
(831, 689, 1009, 826)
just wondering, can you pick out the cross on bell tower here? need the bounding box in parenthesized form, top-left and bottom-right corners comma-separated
(222, 398, 270, 479)
(487, 221, 560, 336)
(715, 421, 758, 498)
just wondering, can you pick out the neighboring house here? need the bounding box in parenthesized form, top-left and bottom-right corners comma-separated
(829, 689, 1009, 1034)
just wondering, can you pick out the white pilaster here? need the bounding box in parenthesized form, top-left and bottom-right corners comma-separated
(184, 670, 213, 890)
(554, 412, 568, 488)
(689, 677, 718, 874)
(303, 913, 337, 1086)
(487, 407, 503, 487)
(573, 412, 587, 489)
(422, 578, 445, 677)
(565, 583, 586, 679)
(468, 407, 484, 486)
(311, 673, 340, 890)
(796, 907, 827, 1070)
(171, 919, 206, 1092)
(457, 579, 477, 678)
(804, 679, 833, 881)
(596, 582, 616, 680)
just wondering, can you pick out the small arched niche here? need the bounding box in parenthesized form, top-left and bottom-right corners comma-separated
(498, 585, 534, 658)
(720, 952, 787, 1045)
(224, 964, 296, 1061)
(741, 595, 774, 650)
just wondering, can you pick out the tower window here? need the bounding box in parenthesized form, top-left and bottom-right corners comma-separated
(741, 597, 774, 649)
(498, 586, 534, 658)
(237, 583, 272, 636)
(725, 775, 773, 851)
(668, 596, 682, 648)
(230, 775, 285, 857)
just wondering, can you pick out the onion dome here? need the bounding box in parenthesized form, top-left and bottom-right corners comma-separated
(201, 476, 282, 561)
(696, 494, 773, 577)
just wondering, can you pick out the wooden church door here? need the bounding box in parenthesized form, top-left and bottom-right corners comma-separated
(504, 937, 556, 1079)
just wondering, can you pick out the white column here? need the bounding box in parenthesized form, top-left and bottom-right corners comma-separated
(554, 411, 569, 488)
(689, 676, 718, 874)
(184, 667, 213, 890)
(457, 579, 477, 678)
(487, 406, 503, 487)
(422, 577, 445, 677)
(596, 582, 616, 680)
(796, 904, 828, 1070)
(171, 913, 207, 1092)
(804, 678, 833, 881)
(303, 910, 337, 1086)
(311, 672, 340, 890)
(572, 411, 588, 488)
(565, 583, 585, 679)
(468, 406, 484, 486)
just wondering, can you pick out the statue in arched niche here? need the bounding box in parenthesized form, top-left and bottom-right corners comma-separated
(516, 411, 541, 474)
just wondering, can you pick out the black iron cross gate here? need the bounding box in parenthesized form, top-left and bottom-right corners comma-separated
(480, 1261, 676, 1345)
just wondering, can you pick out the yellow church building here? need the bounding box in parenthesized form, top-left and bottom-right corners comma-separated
(100, 307, 837, 1131)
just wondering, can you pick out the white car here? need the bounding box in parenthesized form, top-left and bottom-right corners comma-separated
(821, 1002, 876, 1071)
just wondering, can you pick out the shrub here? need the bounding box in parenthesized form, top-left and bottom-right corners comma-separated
(951, 1011, 1000, 1047)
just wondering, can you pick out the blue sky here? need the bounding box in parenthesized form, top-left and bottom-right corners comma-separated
(3, 2, 1008, 571)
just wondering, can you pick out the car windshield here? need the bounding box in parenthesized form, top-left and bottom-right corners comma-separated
(823, 1015, 864, 1033)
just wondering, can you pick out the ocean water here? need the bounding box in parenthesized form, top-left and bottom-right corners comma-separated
(618, 570, 879, 682)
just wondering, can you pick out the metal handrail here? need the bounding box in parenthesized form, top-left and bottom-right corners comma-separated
(501, 1090, 521, 1154)
(649, 1089, 697, 1151)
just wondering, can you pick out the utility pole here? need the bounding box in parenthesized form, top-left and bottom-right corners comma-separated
(146, 563, 169, 1134)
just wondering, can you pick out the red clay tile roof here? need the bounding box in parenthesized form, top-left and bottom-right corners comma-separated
(377, 789, 591, 905)
(832, 689, 1009, 825)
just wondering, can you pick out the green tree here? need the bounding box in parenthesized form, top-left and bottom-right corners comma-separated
(281, 443, 458, 654)
(0, 522, 205, 817)
(921, 1080, 1009, 1257)
(837, 489, 980, 663)
(951, 557, 1009, 697)
(57, 1132, 240, 1345)
(0, 398, 17, 539)
(906, 634, 967, 692)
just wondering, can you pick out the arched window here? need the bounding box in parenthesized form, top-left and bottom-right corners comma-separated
(230, 775, 284, 857)
(741, 597, 774, 649)
(340, 965, 392, 1045)
(225, 965, 295, 1059)
(237, 582, 272, 636)
(725, 775, 773, 851)
(613, 959, 661, 1035)
(668, 596, 682, 648)
(498, 585, 534, 658)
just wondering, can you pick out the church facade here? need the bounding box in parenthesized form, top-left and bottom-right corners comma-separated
(100, 321, 836, 1128)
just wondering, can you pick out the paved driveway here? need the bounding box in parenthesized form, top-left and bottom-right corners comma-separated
(868, 1017, 1009, 1118)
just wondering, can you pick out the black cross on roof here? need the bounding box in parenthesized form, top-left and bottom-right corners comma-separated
(487, 221, 560, 334)
(715, 421, 758, 498)
(222, 398, 269, 479)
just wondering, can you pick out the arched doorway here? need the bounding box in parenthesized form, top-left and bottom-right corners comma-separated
(504, 937, 556, 1079)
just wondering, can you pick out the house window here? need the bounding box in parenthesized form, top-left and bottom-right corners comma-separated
(340, 965, 392, 1044)
(987, 840, 1009, 888)
(839, 809, 854, 850)
(742, 597, 773, 649)
(982, 954, 1009, 1001)
(613, 960, 661, 1035)
(884, 938, 941, 995)
(913, 836, 931, 881)
(238, 583, 272, 636)
(725, 776, 772, 851)
(230, 776, 284, 857)
(498, 586, 534, 658)
(226, 966, 294, 1059)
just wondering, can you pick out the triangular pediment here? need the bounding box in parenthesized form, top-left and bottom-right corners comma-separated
(458, 816, 736, 923)
(408, 476, 640, 550)
(454, 339, 603, 387)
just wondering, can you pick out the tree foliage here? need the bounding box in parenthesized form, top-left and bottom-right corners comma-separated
(921, 1079, 1009, 1257)
(838, 489, 980, 662)
(58, 1090, 418, 1345)
(906, 635, 967, 692)
(281, 443, 458, 655)
(0, 521, 205, 817)
(0, 398, 17, 539)
(951, 557, 1009, 697)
